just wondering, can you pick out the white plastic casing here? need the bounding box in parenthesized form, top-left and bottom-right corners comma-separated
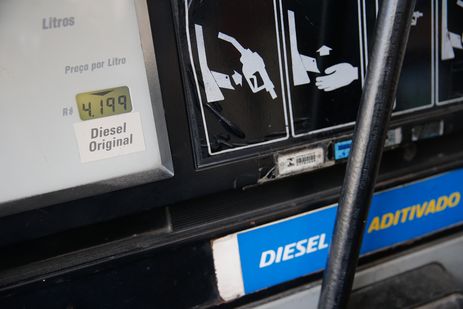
(0, 0, 173, 215)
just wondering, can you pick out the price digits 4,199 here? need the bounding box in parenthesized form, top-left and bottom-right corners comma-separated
(82, 95, 128, 118)
(76, 86, 133, 121)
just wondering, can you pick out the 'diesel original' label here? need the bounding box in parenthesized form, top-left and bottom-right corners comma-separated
(74, 112, 145, 162)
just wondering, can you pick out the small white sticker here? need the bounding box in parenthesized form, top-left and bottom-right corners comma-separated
(411, 121, 444, 142)
(277, 147, 324, 176)
(212, 235, 245, 301)
(385, 127, 403, 147)
(74, 112, 146, 163)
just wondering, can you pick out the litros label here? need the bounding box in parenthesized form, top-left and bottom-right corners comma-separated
(74, 112, 146, 162)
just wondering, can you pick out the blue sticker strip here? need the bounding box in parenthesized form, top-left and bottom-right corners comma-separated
(236, 169, 463, 294)
(334, 140, 352, 160)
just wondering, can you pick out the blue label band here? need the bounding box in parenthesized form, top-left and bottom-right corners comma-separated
(334, 140, 352, 160)
(212, 169, 463, 301)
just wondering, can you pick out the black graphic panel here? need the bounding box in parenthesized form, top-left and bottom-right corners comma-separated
(186, 0, 289, 156)
(437, 0, 463, 105)
(281, 0, 364, 136)
(366, 0, 434, 113)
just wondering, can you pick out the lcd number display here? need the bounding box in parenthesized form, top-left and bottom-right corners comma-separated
(76, 86, 133, 121)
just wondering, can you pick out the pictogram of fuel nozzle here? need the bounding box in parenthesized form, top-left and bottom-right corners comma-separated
(218, 32, 277, 100)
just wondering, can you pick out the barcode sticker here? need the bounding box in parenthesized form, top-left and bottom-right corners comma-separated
(277, 147, 324, 176)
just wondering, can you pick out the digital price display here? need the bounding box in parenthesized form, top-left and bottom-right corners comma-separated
(0, 0, 173, 215)
(76, 86, 133, 120)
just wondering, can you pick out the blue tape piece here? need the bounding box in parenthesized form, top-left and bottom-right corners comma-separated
(236, 169, 463, 294)
(334, 140, 352, 160)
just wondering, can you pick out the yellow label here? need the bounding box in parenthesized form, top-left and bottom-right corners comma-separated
(368, 192, 461, 233)
(76, 86, 133, 121)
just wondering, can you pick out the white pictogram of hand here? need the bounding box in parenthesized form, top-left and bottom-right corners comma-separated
(315, 63, 358, 92)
